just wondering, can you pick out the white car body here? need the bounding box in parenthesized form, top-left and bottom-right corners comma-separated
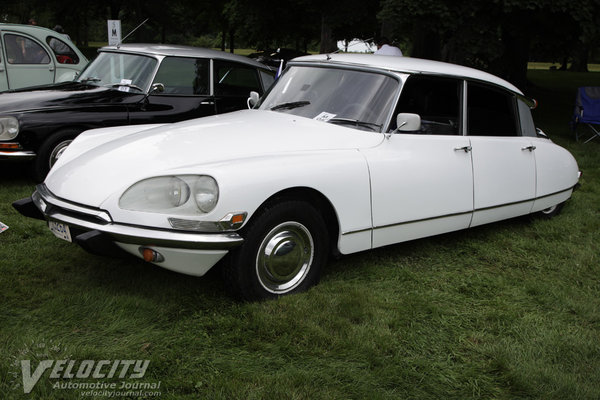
(16, 54, 580, 300)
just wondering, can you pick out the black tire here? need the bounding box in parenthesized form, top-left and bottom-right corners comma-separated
(223, 200, 329, 301)
(536, 202, 564, 219)
(33, 129, 80, 182)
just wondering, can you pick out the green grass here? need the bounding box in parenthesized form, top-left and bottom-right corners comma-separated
(1, 70, 600, 399)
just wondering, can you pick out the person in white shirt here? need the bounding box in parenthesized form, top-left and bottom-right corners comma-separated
(374, 37, 403, 56)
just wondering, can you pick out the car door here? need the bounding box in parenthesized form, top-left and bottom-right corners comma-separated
(213, 59, 266, 114)
(2, 32, 55, 89)
(129, 56, 217, 124)
(467, 82, 536, 227)
(366, 75, 474, 248)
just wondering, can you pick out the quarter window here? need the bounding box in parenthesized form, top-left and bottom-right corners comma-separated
(152, 57, 209, 95)
(467, 83, 518, 136)
(392, 75, 461, 135)
(4, 34, 50, 64)
(517, 99, 537, 137)
(46, 36, 79, 64)
(214, 60, 261, 96)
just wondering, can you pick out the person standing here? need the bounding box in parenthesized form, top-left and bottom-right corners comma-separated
(374, 37, 403, 56)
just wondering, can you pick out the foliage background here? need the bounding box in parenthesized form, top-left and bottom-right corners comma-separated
(2, 0, 600, 89)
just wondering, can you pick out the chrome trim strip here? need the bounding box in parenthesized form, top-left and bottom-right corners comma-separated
(0, 150, 36, 160)
(35, 186, 243, 250)
(37, 184, 112, 223)
(342, 187, 574, 236)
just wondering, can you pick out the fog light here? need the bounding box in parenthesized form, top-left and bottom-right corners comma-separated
(139, 246, 164, 263)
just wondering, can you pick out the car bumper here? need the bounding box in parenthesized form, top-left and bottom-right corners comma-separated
(13, 184, 244, 276)
(0, 149, 36, 161)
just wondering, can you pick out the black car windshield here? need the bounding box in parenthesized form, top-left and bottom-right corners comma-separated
(258, 65, 399, 132)
(77, 52, 157, 92)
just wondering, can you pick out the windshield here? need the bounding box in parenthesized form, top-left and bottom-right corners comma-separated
(77, 52, 158, 92)
(258, 65, 399, 132)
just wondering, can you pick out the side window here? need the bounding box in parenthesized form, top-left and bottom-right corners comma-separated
(46, 36, 79, 64)
(4, 34, 50, 64)
(152, 57, 209, 95)
(259, 70, 275, 91)
(214, 60, 261, 96)
(517, 99, 537, 137)
(391, 75, 461, 135)
(467, 83, 518, 136)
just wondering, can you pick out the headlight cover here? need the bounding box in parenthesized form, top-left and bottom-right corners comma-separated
(119, 175, 219, 214)
(0, 117, 19, 140)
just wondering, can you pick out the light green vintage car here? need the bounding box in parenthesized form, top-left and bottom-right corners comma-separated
(0, 23, 88, 91)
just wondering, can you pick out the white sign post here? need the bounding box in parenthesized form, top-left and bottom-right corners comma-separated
(107, 20, 121, 46)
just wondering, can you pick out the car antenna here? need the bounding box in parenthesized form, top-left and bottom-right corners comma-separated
(117, 18, 149, 48)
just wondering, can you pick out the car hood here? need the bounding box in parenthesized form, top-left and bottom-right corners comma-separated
(0, 82, 140, 113)
(45, 110, 385, 207)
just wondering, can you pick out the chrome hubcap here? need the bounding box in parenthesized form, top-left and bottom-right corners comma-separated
(49, 140, 73, 169)
(256, 221, 314, 294)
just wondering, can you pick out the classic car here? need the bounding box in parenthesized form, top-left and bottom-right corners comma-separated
(0, 23, 88, 91)
(0, 44, 275, 180)
(13, 54, 580, 300)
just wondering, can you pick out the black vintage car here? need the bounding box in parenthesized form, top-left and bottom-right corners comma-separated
(0, 44, 275, 180)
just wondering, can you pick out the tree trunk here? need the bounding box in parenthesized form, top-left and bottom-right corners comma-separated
(410, 28, 441, 61)
(570, 41, 589, 72)
(319, 15, 337, 54)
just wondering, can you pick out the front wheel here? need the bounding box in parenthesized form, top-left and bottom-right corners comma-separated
(33, 129, 80, 182)
(223, 200, 329, 301)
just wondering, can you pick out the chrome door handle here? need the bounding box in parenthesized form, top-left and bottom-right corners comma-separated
(454, 146, 472, 153)
(521, 145, 536, 152)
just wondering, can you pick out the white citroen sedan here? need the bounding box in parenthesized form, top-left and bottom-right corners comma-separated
(14, 54, 580, 300)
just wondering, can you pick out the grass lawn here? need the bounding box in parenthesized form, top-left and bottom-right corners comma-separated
(1, 69, 599, 399)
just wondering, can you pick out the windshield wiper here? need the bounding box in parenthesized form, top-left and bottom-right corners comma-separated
(108, 83, 144, 92)
(328, 117, 382, 132)
(270, 101, 310, 111)
(80, 77, 101, 83)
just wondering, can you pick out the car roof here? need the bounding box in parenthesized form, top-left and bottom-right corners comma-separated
(291, 53, 523, 95)
(0, 23, 87, 58)
(99, 43, 272, 71)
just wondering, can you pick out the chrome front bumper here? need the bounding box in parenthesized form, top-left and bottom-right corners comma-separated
(0, 150, 36, 161)
(19, 184, 244, 251)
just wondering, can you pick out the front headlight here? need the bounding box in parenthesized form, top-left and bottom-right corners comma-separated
(0, 117, 19, 140)
(119, 175, 219, 214)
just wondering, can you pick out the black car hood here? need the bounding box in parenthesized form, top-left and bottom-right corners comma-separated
(0, 81, 143, 113)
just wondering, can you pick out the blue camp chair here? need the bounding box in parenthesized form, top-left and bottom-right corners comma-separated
(573, 86, 600, 143)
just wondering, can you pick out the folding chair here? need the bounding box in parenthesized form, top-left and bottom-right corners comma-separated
(573, 86, 600, 143)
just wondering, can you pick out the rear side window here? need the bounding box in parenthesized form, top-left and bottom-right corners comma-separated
(517, 98, 536, 137)
(4, 34, 50, 64)
(152, 57, 209, 95)
(467, 83, 518, 136)
(392, 75, 461, 135)
(214, 60, 261, 96)
(46, 36, 80, 64)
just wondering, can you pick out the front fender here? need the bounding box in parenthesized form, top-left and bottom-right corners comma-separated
(211, 149, 373, 254)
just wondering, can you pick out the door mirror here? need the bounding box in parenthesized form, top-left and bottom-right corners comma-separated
(396, 113, 421, 132)
(247, 91, 260, 109)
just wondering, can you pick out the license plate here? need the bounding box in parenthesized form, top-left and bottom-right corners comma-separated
(49, 221, 72, 242)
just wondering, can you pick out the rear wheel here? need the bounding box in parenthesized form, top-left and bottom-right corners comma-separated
(223, 200, 329, 301)
(536, 202, 564, 219)
(33, 129, 79, 181)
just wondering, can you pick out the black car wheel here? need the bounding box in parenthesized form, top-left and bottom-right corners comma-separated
(33, 129, 80, 182)
(223, 200, 329, 301)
